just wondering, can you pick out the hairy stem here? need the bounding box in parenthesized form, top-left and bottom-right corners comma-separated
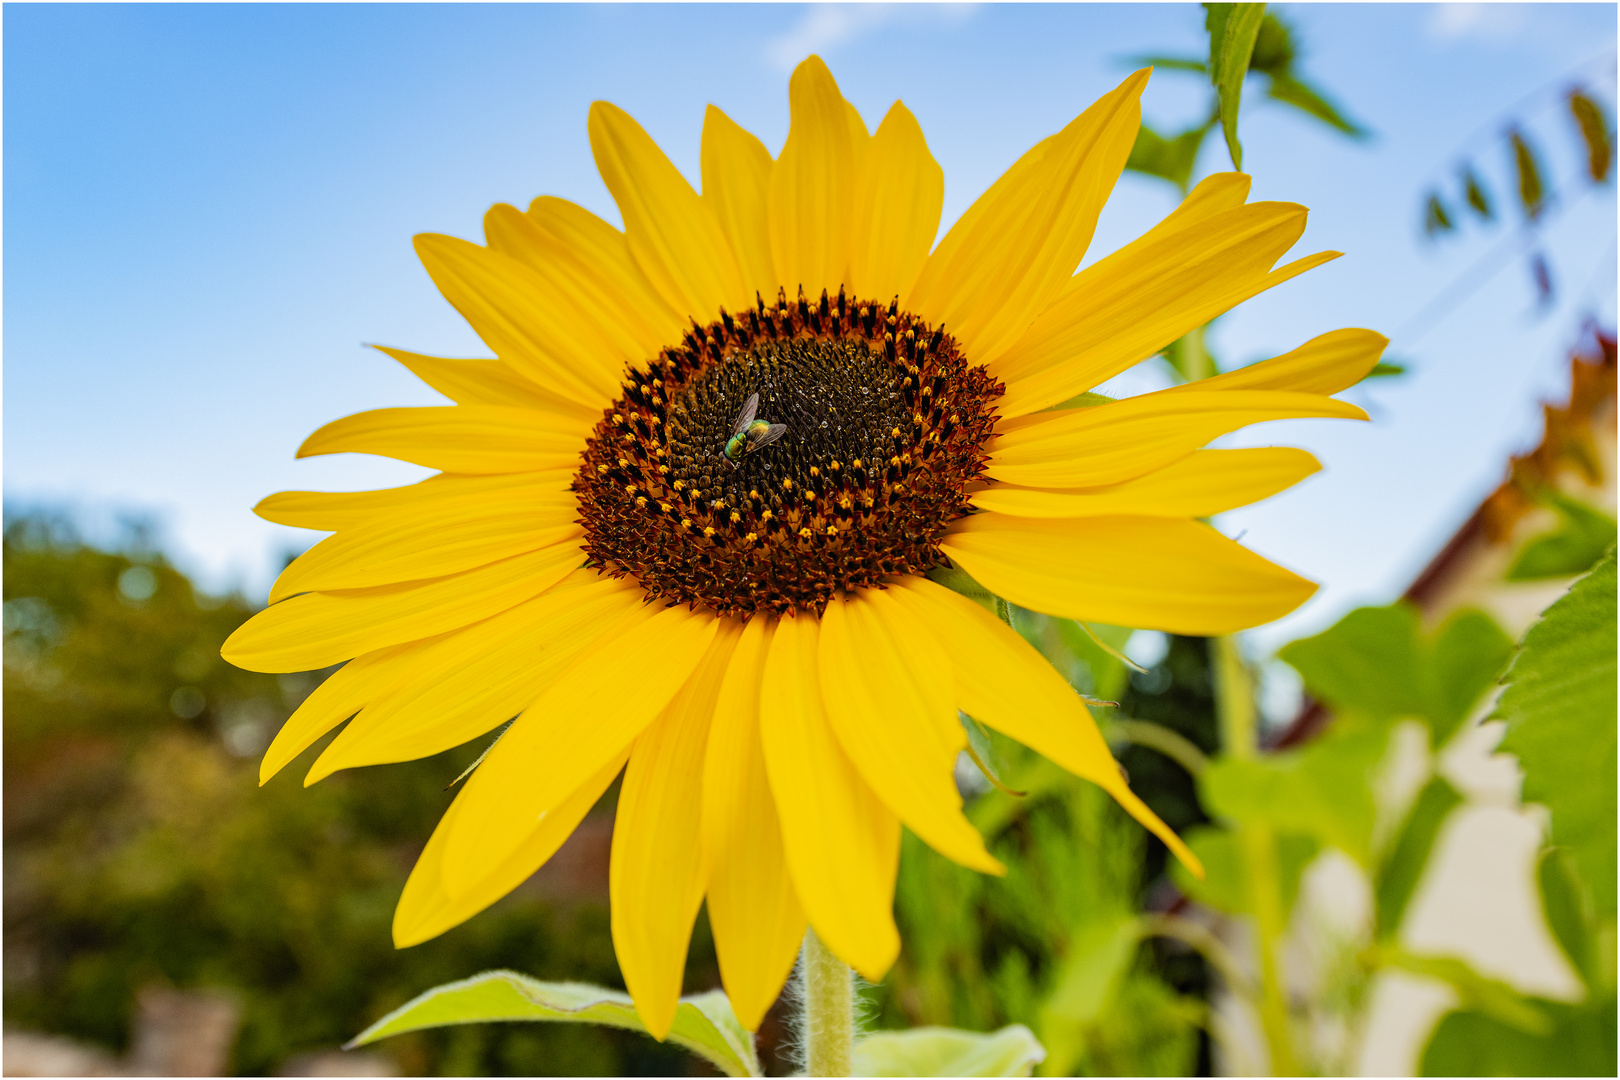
(799, 928, 854, 1077)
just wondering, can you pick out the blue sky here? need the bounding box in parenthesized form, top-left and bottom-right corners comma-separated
(5, 2, 1616, 661)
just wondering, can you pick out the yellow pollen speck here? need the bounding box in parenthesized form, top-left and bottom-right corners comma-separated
(624, 483, 638, 494)
(622, 433, 635, 442)
(659, 502, 671, 512)
(839, 496, 853, 509)
(890, 456, 901, 467)
(618, 457, 629, 467)
(805, 491, 816, 501)
(761, 510, 774, 521)
(914, 413, 925, 425)
(681, 518, 692, 528)
(798, 527, 813, 539)
(636, 496, 648, 508)
(891, 427, 902, 438)
(852, 459, 863, 469)
(597, 464, 609, 474)
(658, 464, 670, 474)
(673, 480, 685, 491)
(613, 413, 625, 424)
(826, 525, 838, 536)
(830, 460, 842, 470)
(782, 478, 793, 490)
(729, 511, 741, 523)
(745, 532, 758, 543)
(703, 525, 716, 537)
(809, 466, 820, 478)
(749, 489, 761, 500)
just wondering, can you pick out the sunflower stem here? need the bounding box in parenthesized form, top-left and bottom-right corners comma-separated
(799, 928, 854, 1077)
(1212, 635, 1298, 1076)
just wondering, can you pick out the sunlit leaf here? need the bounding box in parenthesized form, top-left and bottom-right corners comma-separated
(853, 1025, 1047, 1077)
(1375, 776, 1463, 940)
(1496, 549, 1617, 918)
(1506, 492, 1617, 581)
(1569, 89, 1614, 183)
(1509, 127, 1548, 220)
(347, 971, 762, 1078)
(1204, 2, 1267, 169)
(1246, 12, 1293, 75)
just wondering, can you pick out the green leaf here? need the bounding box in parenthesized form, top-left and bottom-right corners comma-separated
(1279, 604, 1427, 719)
(1539, 846, 1601, 992)
(1171, 824, 1318, 917)
(1200, 720, 1389, 863)
(1505, 493, 1617, 581)
(1509, 127, 1548, 221)
(1569, 89, 1613, 184)
(1427, 609, 1515, 746)
(347, 971, 762, 1078)
(1462, 165, 1495, 220)
(928, 565, 998, 614)
(1038, 914, 1140, 1074)
(1376, 776, 1464, 940)
(1265, 73, 1366, 136)
(853, 1025, 1047, 1077)
(1496, 549, 1618, 919)
(1245, 12, 1293, 75)
(1368, 361, 1408, 378)
(1384, 950, 1550, 1035)
(1278, 602, 1512, 747)
(1205, 3, 1267, 169)
(1124, 121, 1210, 190)
(1424, 192, 1456, 238)
(961, 712, 1027, 798)
(1420, 999, 1617, 1076)
(1128, 54, 1208, 74)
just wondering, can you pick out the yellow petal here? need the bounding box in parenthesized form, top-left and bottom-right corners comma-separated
(701, 106, 778, 304)
(526, 195, 687, 352)
(992, 200, 1340, 417)
(269, 474, 580, 602)
(612, 623, 740, 1039)
(819, 592, 1001, 873)
(440, 604, 720, 897)
(302, 574, 647, 783)
(297, 406, 582, 475)
(257, 640, 438, 783)
(254, 479, 440, 532)
(904, 70, 1148, 365)
(702, 617, 806, 1032)
(1165, 328, 1389, 396)
(759, 613, 900, 981)
(413, 233, 621, 406)
(886, 577, 1202, 877)
(769, 56, 859, 300)
(849, 101, 944, 303)
(394, 749, 627, 947)
(970, 447, 1321, 519)
(483, 202, 675, 371)
(986, 389, 1365, 488)
(373, 345, 594, 422)
(589, 101, 749, 321)
(941, 514, 1317, 635)
(224, 544, 584, 674)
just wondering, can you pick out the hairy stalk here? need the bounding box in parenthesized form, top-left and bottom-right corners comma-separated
(1212, 635, 1298, 1076)
(799, 928, 854, 1077)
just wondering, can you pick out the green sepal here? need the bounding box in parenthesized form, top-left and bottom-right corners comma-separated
(346, 971, 762, 1078)
(853, 1025, 1047, 1077)
(961, 712, 1027, 798)
(927, 565, 998, 614)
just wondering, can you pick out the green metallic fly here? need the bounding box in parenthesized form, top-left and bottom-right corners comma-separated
(721, 392, 787, 468)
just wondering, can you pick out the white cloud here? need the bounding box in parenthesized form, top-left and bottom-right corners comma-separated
(764, 3, 977, 70)
(1426, 2, 1532, 42)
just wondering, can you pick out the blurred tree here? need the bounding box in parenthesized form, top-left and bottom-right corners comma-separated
(2, 511, 712, 1076)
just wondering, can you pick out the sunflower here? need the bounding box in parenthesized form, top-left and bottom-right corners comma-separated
(225, 56, 1383, 1038)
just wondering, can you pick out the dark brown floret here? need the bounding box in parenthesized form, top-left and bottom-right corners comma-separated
(573, 287, 1002, 617)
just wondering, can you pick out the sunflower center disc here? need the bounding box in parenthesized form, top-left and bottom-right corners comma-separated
(574, 290, 1004, 617)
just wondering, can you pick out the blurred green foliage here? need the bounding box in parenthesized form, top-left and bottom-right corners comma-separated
(2, 511, 709, 1076)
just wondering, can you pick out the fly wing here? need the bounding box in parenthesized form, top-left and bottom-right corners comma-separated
(731, 392, 759, 435)
(748, 423, 788, 450)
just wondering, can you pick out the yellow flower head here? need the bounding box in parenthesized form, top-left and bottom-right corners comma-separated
(225, 57, 1384, 1038)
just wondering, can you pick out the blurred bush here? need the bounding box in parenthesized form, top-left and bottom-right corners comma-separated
(2, 510, 711, 1076)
